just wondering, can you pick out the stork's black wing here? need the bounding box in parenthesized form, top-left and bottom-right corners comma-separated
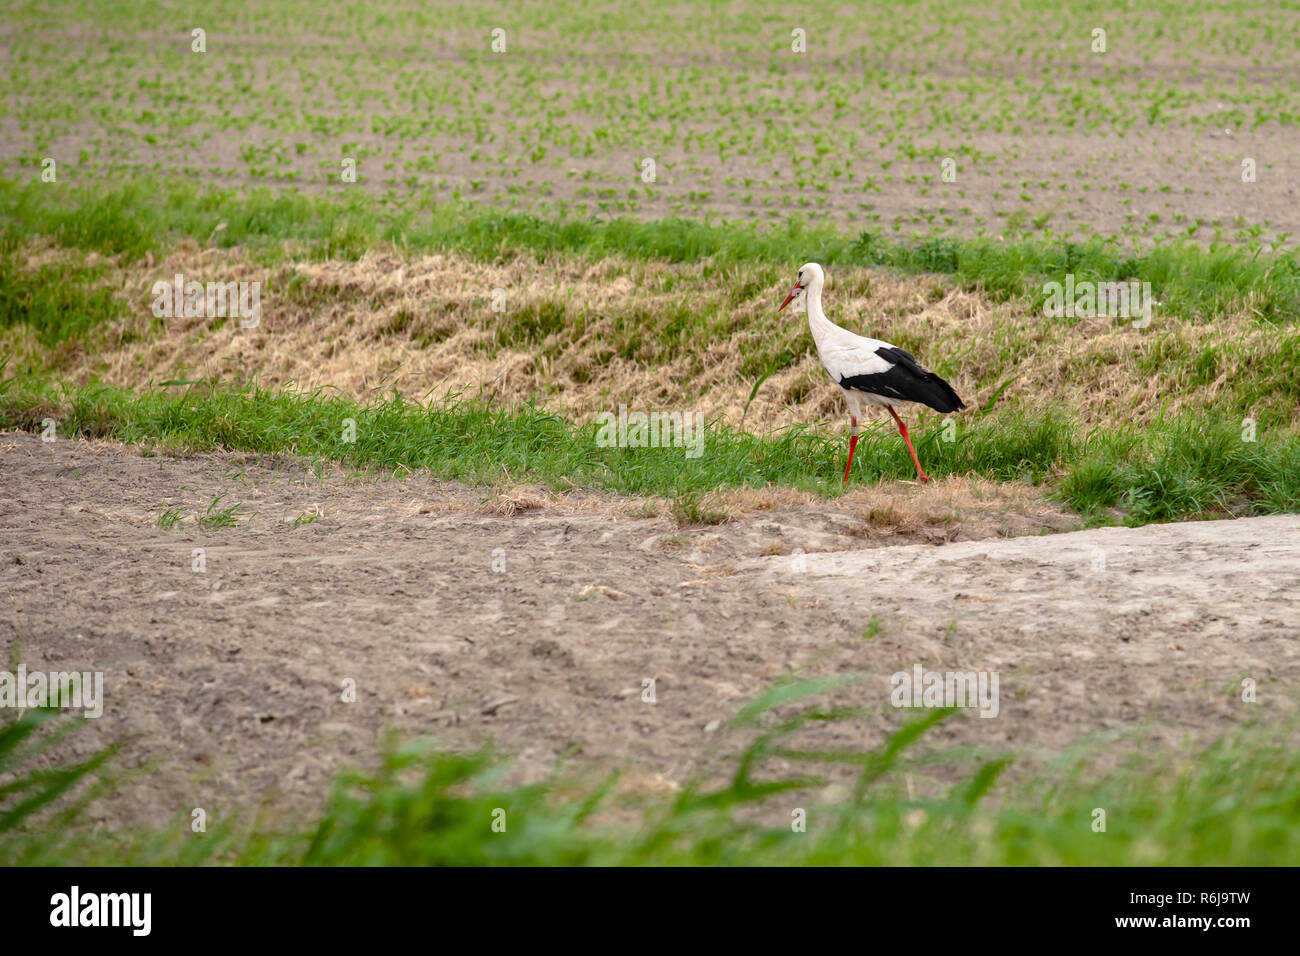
(838, 346, 966, 413)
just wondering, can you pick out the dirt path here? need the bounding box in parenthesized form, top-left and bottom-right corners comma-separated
(2, 431, 1297, 829)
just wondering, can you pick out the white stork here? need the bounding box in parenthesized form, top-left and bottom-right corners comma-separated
(779, 262, 965, 484)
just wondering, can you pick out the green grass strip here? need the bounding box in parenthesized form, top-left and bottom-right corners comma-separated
(4, 177, 1300, 323)
(2, 374, 1296, 523)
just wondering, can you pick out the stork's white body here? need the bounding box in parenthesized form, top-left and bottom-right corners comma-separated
(795, 264, 964, 417)
(804, 298, 898, 418)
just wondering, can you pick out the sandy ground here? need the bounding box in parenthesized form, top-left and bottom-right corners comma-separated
(2, 430, 1297, 830)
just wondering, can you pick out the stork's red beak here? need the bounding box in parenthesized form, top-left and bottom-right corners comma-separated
(778, 285, 802, 311)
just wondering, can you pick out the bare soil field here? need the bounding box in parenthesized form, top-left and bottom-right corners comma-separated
(2, 431, 1296, 830)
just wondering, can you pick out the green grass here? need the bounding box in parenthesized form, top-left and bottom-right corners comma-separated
(197, 494, 249, 530)
(0, 252, 125, 349)
(1, 374, 1297, 524)
(4, 177, 1300, 325)
(0, 706, 120, 841)
(0, 643, 122, 849)
(1062, 419, 1300, 521)
(5, 672, 1297, 865)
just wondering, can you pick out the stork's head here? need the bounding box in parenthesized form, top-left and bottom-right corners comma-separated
(779, 262, 824, 311)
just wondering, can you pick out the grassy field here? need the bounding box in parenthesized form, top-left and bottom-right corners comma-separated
(3, 0, 1299, 867)
(4, 0, 1298, 245)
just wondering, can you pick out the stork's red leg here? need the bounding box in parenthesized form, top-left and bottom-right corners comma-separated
(843, 417, 859, 484)
(887, 406, 929, 483)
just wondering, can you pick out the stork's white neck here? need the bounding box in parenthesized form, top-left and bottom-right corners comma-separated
(803, 272, 839, 346)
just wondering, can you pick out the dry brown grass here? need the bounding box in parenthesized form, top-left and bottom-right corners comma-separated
(6, 241, 1292, 431)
